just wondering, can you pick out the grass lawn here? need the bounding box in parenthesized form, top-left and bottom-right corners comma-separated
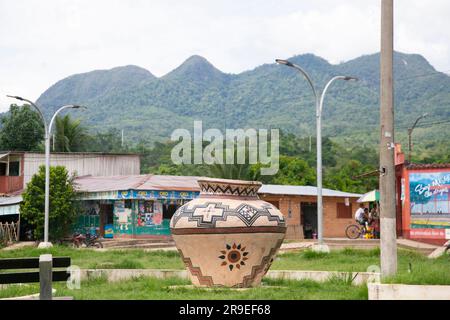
(1, 245, 449, 288)
(0, 246, 185, 269)
(0, 276, 368, 300)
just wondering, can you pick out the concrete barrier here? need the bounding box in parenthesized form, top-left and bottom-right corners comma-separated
(368, 283, 450, 300)
(81, 269, 189, 282)
(80, 268, 380, 285)
(266, 270, 380, 285)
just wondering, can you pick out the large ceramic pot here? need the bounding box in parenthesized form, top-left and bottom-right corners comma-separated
(170, 178, 286, 287)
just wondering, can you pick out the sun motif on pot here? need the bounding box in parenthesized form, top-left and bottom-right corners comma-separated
(218, 243, 249, 271)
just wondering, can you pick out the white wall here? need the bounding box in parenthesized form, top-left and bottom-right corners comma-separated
(23, 153, 140, 185)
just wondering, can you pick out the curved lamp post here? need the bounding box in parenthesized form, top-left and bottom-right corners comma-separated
(275, 59, 357, 251)
(7, 95, 85, 248)
(407, 113, 428, 163)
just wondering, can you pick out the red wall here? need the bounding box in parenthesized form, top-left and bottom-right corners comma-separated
(401, 167, 450, 245)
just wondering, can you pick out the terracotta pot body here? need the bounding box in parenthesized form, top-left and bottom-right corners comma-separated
(170, 178, 286, 287)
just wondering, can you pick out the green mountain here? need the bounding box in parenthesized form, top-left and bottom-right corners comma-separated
(35, 52, 450, 151)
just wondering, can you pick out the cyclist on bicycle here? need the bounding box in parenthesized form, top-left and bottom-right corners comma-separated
(354, 203, 365, 225)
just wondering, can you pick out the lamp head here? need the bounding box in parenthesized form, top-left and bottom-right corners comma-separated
(71, 105, 87, 109)
(6, 95, 24, 101)
(275, 59, 294, 67)
(344, 76, 358, 81)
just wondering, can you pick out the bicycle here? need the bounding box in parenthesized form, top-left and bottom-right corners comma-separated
(72, 231, 103, 248)
(345, 222, 375, 239)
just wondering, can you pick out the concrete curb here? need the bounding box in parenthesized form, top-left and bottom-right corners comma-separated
(368, 283, 450, 300)
(265, 270, 380, 285)
(80, 268, 380, 285)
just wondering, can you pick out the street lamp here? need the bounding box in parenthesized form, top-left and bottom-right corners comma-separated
(6, 95, 85, 248)
(407, 113, 428, 163)
(275, 59, 357, 251)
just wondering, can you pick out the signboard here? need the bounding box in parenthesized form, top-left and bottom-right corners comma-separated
(117, 190, 199, 200)
(137, 200, 163, 226)
(114, 200, 131, 233)
(409, 171, 450, 238)
(104, 224, 114, 238)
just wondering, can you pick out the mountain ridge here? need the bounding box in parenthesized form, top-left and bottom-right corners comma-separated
(30, 51, 450, 149)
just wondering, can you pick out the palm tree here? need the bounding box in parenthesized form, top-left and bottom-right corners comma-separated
(205, 142, 257, 180)
(206, 162, 253, 180)
(53, 115, 88, 152)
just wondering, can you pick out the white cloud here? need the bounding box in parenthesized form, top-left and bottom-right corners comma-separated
(0, 0, 449, 112)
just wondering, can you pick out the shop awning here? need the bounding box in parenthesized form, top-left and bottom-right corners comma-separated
(0, 195, 22, 216)
(357, 190, 380, 203)
(0, 152, 10, 162)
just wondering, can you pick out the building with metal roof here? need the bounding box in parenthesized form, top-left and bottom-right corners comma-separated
(258, 184, 362, 198)
(70, 174, 362, 240)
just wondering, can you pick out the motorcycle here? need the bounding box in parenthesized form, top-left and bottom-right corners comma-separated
(72, 231, 103, 248)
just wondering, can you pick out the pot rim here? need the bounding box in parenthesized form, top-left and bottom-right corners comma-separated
(197, 177, 262, 187)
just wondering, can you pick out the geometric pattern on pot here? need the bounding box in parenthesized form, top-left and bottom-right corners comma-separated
(171, 202, 285, 228)
(198, 181, 260, 197)
(177, 238, 284, 287)
(219, 243, 249, 271)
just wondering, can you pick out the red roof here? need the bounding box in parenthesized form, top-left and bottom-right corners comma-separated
(74, 174, 204, 192)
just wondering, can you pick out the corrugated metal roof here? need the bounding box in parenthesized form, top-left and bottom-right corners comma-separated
(0, 150, 140, 156)
(74, 174, 203, 192)
(74, 175, 362, 198)
(74, 175, 150, 192)
(258, 184, 362, 198)
(0, 195, 23, 206)
(406, 163, 450, 170)
(138, 175, 203, 191)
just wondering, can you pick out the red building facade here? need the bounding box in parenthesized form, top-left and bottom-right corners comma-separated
(395, 145, 450, 245)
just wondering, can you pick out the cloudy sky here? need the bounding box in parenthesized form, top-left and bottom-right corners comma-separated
(1, 0, 449, 112)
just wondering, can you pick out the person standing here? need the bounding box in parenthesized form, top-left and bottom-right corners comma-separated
(370, 202, 380, 238)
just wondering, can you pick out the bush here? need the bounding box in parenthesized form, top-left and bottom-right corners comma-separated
(20, 165, 78, 241)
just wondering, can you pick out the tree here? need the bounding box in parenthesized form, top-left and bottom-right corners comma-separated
(0, 104, 44, 151)
(250, 156, 316, 185)
(20, 165, 78, 240)
(324, 160, 378, 194)
(53, 114, 88, 152)
(85, 128, 126, 153)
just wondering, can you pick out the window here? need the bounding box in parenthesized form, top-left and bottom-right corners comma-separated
(0, 163, 6, 176)
(337, 203, 352, 219)
(9, 161, 20, 176)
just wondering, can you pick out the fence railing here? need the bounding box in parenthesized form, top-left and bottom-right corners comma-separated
(0, 222, 19, 245)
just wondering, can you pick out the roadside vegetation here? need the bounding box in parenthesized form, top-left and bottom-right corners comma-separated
(0, 276, 368, 300)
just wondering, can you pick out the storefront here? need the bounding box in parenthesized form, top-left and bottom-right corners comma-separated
(113, 190, 198, 238)
(74, 175, 201, 239)
(399, 163, 450, 245)
(395, 144, 450, 245)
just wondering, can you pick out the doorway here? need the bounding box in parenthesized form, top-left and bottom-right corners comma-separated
(163, 204, 178, 220)
(99, 203, 114, 236)
(301, 202, 317, 239)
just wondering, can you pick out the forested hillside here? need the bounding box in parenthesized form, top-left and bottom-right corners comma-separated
(33, 51, 450, 153)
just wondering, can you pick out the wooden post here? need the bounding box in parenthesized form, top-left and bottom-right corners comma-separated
(39, 254, 53, 300)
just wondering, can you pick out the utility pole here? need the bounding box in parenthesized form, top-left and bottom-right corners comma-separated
(379, 0, 397, 277)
